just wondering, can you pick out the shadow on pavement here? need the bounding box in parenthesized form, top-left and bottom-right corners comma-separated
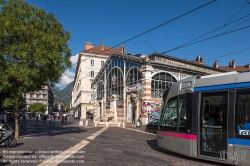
(146, 139, 228, 166)
(7, 119, 90, 138)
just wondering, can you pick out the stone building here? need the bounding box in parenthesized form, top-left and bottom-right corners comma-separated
(92, 53, 225, 125)
(71, 42, 126, 119)
(25, 83, 54, 115)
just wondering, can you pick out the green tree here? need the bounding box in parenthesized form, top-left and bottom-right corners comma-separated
(0, 0, 72, 139)
(65, 103, 70, 113)
(29, 103, 46, 113)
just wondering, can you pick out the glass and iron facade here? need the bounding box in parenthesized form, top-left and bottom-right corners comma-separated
(92, 53, 225, 125)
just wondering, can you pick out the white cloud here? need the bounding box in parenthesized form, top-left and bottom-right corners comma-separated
(55, 54, 79, 89)
(70, 53, 79, 67)
(56, 69, 75, 89)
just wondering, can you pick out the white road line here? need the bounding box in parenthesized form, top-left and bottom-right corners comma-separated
(124, 127, 156, 136)
(37, 127, 108, 166)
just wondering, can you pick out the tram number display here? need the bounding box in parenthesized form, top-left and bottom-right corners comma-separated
(239, 130, 250, 135)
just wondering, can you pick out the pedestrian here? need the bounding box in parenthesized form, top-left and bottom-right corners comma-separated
(23, 116, 27, 132)
(54, 115, 56, 121)
(61, 116, 64, 124)
(43, 115, 46, 123)
(65, 116, 67, 123)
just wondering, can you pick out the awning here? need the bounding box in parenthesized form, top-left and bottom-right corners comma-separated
(86, 105, 94, 111)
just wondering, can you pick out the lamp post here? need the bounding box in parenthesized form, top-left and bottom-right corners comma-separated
(136, 83, 143, 127)
(130, 96, 136, 124)
(98, 98, 102, 122)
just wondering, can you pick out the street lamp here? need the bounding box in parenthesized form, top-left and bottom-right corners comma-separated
(97, 97, 102, 122)
(136, 83, 144, 126)
(130, 95, 137, 124)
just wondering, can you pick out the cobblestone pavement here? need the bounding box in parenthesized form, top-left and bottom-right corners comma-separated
(0, 120, 229, 166)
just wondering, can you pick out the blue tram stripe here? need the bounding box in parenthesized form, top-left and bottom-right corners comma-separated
(194, 82, 250, 92)
(228, 138, 250, 146)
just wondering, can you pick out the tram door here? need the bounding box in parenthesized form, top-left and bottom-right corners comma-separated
(199, 91, 228, 159)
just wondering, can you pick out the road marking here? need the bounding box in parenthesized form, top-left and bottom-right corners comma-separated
(124, 127, 156, 136)
(37, 127, 108, 166)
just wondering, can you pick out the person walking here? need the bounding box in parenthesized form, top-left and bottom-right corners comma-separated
(43, 115, 46, 123)
(61, 116, 64, 124)
(65, 116, 67, 124)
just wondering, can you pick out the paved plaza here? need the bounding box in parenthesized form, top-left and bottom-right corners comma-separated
(0, 119, 228, 166)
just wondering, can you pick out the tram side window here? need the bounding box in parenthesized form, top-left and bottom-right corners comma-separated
(235, 88, 250, 139)
(160, 97, 177, 131)
(179, 95, 187, 132)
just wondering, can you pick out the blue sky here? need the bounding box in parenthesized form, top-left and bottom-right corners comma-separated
(27, 0, 250, 89)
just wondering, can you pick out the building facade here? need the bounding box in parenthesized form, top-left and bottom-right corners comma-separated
(25, 83, 54, 115)
(71, 42, 126, 119)
(92, 53, 225, 125)
(54, 102, 65, 113)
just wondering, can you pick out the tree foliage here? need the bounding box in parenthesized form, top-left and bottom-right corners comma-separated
(65, 103, 70, 113)
(29, 103, 46, 113)
(0, 0, 72, 138)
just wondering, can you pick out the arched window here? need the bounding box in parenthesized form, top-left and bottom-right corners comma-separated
(151, 72, 177, 98)
(126, 67, 142, 86)
(97, 81, 104, 100)
(107, 67, 124, 101)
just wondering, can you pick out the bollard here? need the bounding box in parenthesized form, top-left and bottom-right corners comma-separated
(79, 118, 83, 126)
(136, 121, 140, 128)
(95, 123, 97, 127)
(85, 120, 88, 126)
(94, 119, 95, 123)
(122, 122, 125, 128)
(118, 122, 121, 127)
(105, 121, 108, 127)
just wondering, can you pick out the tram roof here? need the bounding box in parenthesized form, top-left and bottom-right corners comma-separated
(166, 71, 250, 100)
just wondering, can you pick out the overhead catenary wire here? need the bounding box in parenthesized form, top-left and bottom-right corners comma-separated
(162, 13, 250, 54)
(71, 0, 216, 66)
(58, 1, 216, 90)
(205, 47, 250, 65)
(224, 17, 250, 33)
(162, 24, 250, 54)
(224, 3, 249, 25)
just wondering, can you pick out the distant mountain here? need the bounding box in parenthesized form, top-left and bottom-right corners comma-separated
(53, 82, 73, 105)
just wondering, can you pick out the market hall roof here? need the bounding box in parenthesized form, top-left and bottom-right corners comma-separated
(148, 53, 225, 74)
(92, 52, 225, 85)
(92, 53, 145, 85)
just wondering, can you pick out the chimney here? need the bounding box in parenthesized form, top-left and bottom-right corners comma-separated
(200, 57, 204, 62)
(85, 42, 93, 50)
(101, 41, 104, 51)
(213, 60, 218, 68)
(230, 59, 236, 68)
(196, 55, 201, 62)
(245, 63, 250, 68)
(121, 45, 126, 54)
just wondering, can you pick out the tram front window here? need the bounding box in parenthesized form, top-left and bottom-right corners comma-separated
(159, 97, 177, 131)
